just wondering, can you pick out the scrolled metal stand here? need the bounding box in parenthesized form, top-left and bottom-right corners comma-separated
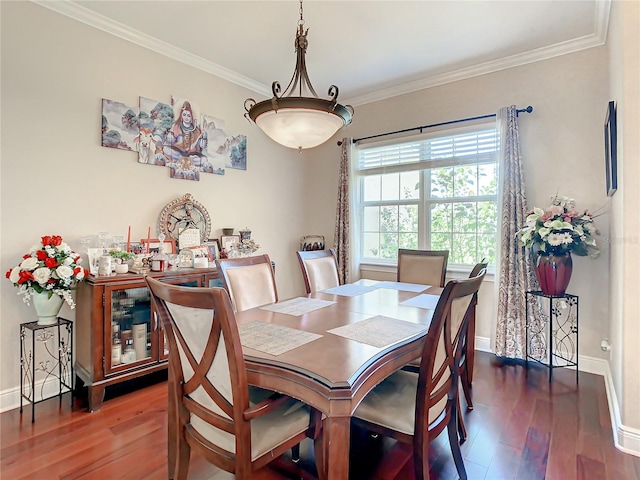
(525, 291, 579, 383)
(20, 317, 74, 422)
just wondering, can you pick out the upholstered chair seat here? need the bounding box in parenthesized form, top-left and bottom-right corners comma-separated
(296, 249, 340, 294)
(216, 255, 278, 312)
(397, 249, 449, 287)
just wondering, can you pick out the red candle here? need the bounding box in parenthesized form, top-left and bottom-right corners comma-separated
(126, 226, 131, 252)
(145, 226, 151, 253)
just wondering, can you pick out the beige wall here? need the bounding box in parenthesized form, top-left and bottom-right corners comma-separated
(0, 2, 320, 394)
(607, 0, 640, 452)
(308, 46, 612, 357)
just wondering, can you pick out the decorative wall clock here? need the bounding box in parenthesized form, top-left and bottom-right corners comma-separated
(157, 193, 211, 247)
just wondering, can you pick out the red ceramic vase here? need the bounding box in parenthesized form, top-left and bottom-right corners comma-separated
(534, 253, 573, 296)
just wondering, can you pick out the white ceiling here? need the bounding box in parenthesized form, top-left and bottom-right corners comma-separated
(36, 0, 609, 106)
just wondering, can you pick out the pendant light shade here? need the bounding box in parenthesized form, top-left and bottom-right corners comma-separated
(244, 1, 354, 151)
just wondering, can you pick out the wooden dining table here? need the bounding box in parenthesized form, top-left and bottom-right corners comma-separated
(234, 279, 445, 480)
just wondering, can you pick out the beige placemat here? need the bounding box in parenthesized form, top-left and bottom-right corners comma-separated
(321, 283, 380, 296)
(259, 297, 336, 316)
(400, 293, 440, 309)
(327, 316, 426, 348)
(238, 321, 322, 356)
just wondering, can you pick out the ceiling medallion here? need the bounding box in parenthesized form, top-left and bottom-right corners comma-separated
(244, 0, 354, 152)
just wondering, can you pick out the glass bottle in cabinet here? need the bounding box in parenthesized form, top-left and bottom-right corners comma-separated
(109, 286, 152, 370)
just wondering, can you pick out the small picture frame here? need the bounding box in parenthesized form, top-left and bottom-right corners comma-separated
(186, 245, 213, 260)
(140, 238, 176, 254)
(205, 239, 220, 260)
(300, 235, 325, 251)
(178, 248, 194, 268)
(221, 235, 240, 252)
(604, 100, 617, 197)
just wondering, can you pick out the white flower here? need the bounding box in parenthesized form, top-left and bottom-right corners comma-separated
(561, 233, 574, 244)
(9, 267, 21, 283)
(32, 267, 52, 285)
(547, 233, 565, 246)
(56, 265, 74, 279)
(75, 269, 85, 280)
(63, 257, 74, 266)
(20, 257, 39, 270)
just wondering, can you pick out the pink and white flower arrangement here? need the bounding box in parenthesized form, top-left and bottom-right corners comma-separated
(516, 195, 600, 257)
(5, 235, 89, 308)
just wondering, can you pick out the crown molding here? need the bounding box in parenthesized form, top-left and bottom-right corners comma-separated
(31, 0, 271, 97)
(347, 30, 609, 107)
(33, 0, 610, 107)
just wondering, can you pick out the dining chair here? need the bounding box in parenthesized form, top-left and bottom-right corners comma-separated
(456, 260, 488, 441)
(146, 277, 323, 480)
(352, 271, 486, 480)
(216, 254, 278, 312)
(397, 249, 449, 287)
(398, 249, 450, 374)
(296, 248, 340, 294)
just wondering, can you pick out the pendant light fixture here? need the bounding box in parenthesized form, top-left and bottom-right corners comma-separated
(244, 0, 354, 151)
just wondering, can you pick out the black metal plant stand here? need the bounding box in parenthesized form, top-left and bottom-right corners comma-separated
(20, 317, 74, 422)
(525, 291, 579, 383)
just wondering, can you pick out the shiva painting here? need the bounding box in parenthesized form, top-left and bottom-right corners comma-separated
(101, 99, 139, 151)
(164, 96, 208, 181)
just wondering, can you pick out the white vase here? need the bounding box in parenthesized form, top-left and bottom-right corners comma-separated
(32, 291, 64, 325)
(115, 263, 129, 274)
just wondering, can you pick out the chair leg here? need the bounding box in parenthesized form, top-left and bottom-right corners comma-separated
(457, 396, 467, 443)
(447, 415, 467, 480)
(291, 443, 301, 463)
(461, 368, 473, 410)
(175, 436, 191, 480)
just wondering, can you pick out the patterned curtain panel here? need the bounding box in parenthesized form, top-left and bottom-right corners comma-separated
(495, 106, 538, 359)
(334, 138, 351, 285)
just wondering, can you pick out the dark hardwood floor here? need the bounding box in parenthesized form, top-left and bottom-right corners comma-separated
(2, 352, 639, 479)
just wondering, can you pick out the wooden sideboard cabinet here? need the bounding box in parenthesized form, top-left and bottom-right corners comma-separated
(75, 267, 221, 411)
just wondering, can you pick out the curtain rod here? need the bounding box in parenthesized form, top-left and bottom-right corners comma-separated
(337, 105, 533, 145)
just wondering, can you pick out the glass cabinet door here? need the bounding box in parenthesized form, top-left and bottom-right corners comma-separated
(106, 284, 154, 374)
(104, 274, 211, 371)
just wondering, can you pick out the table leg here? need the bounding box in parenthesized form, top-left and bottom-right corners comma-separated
(325, 415, 351, 480)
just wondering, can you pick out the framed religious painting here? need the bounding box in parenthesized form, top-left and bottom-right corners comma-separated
(604, 101, 617, 197)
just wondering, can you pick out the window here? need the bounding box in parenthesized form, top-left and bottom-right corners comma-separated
(355, 124, 498, 267)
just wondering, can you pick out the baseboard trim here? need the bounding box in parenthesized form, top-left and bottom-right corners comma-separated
(603, 362, 640, 456)
(0, 380, 71, 414)
(476, 335, 639, 458)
